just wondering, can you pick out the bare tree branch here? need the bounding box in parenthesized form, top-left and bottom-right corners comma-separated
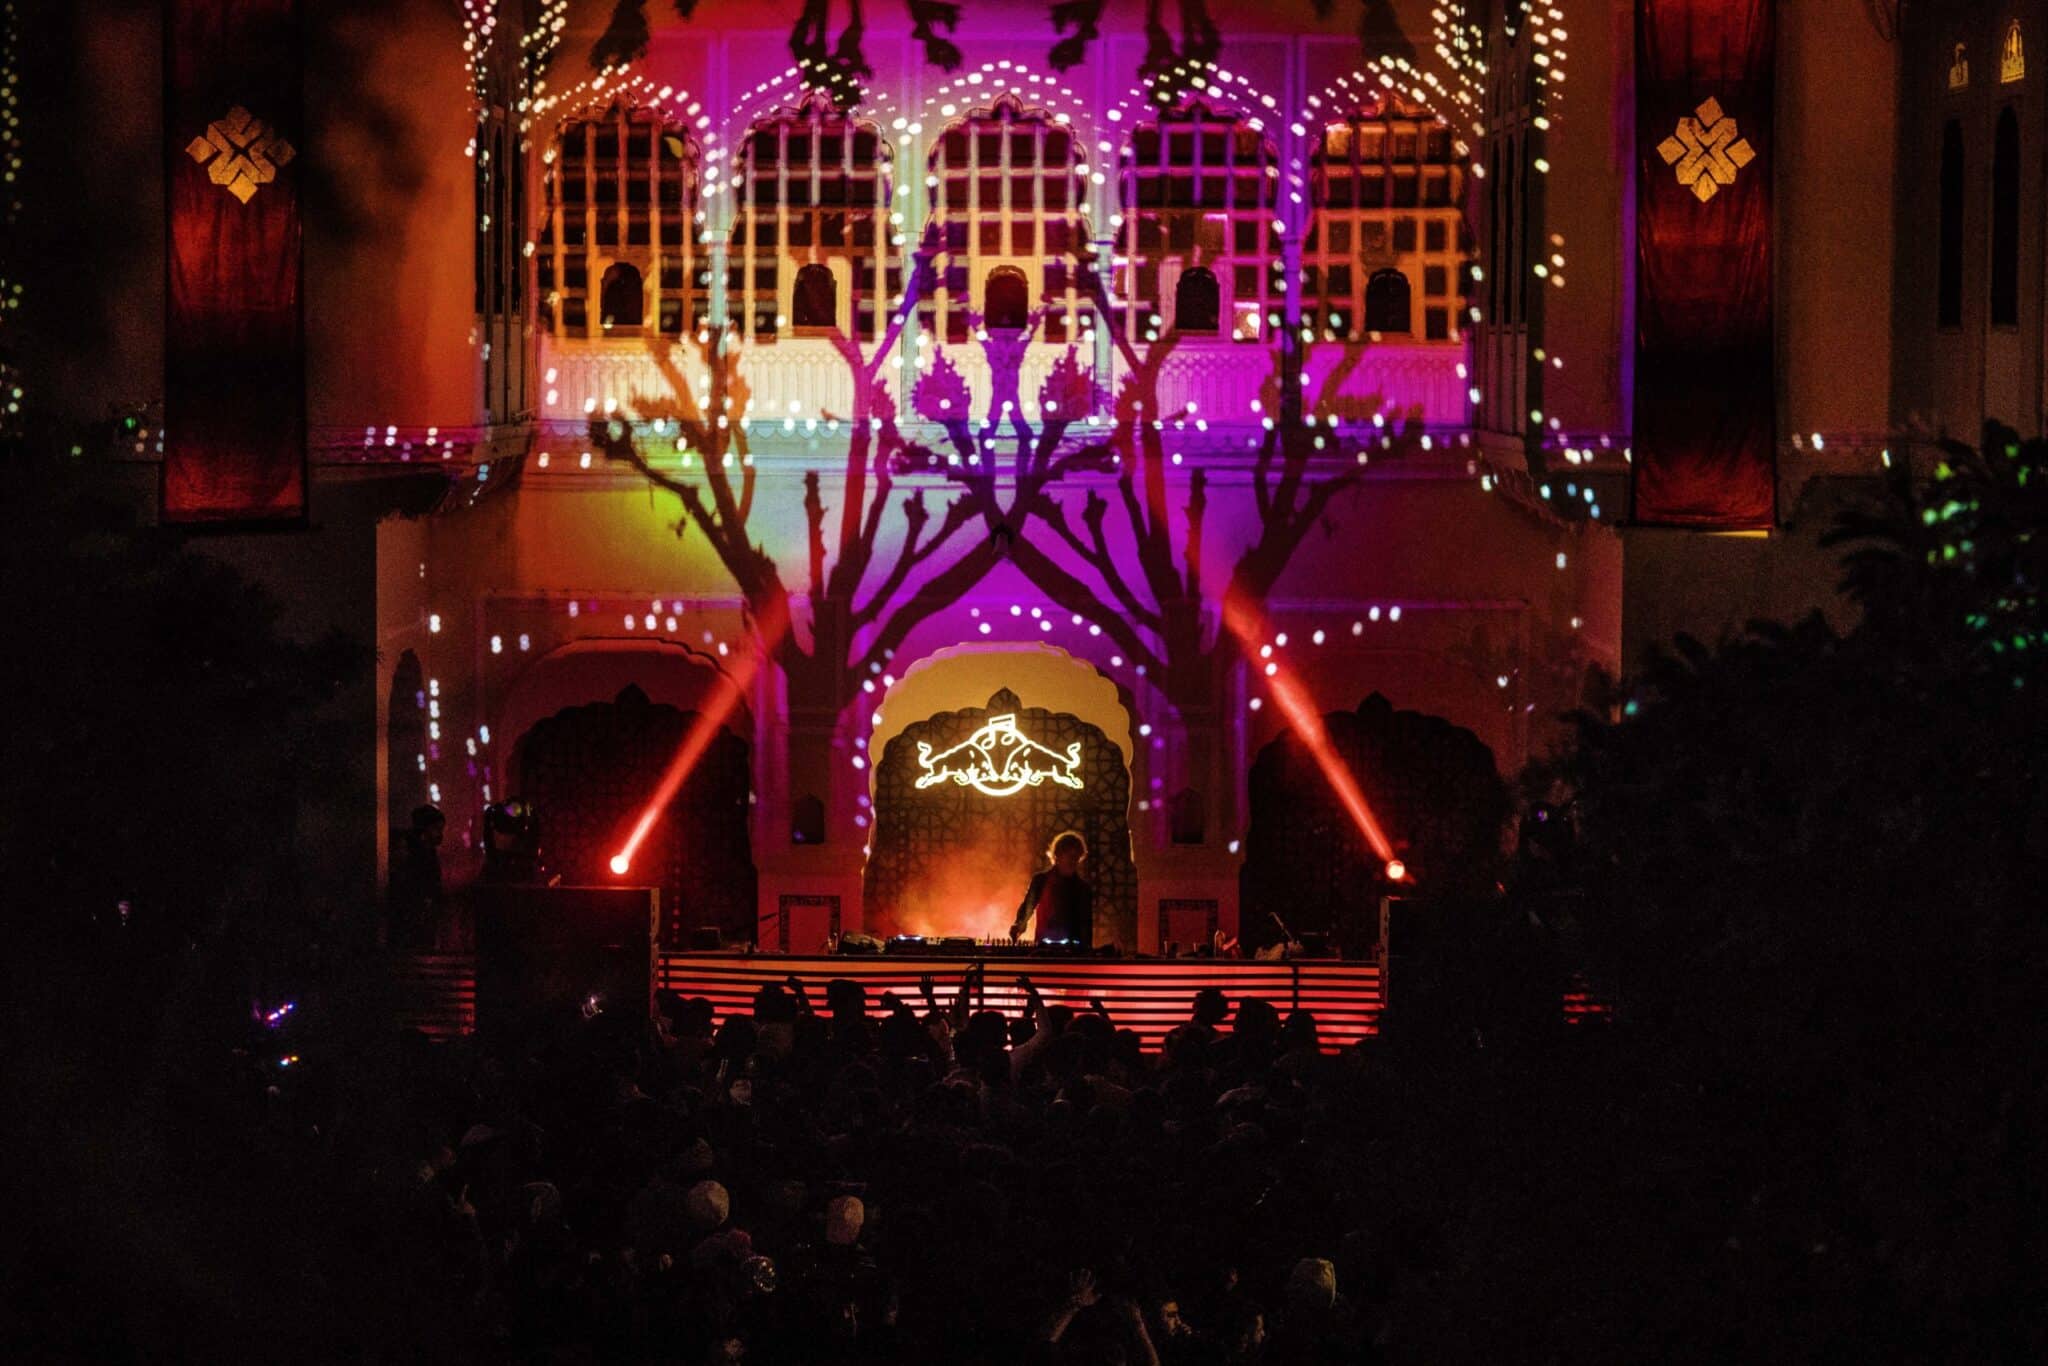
(803, 470, 828, 603)
(1004, 530, 1169, 679)
(853, 536, 1004, 678)
(598, 219, 1006, 717)
(850, 491, 978, 632)
(1183, 467, 1207, 598)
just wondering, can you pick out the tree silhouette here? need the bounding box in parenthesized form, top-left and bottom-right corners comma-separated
(585, 88, 1435, 735)
(593, 0, 962, 99)
(932, 249, 1425, 716)
(588, 226, 1000, 714)
(1827, 420, 2048, 686)
(588, 1, 1398, 91)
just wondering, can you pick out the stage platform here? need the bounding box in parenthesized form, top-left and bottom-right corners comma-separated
(396, 951, 1385, 1051)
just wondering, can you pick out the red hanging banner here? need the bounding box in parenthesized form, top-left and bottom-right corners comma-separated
(164, 0, 305, 525)
(1633, 0, 1775, 529)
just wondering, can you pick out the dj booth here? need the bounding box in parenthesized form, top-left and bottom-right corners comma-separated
(656, 951, 1384, 1052)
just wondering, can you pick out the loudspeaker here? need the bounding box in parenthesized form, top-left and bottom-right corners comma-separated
(688, 926, 724, 952)
(1379, 895, 1420, 1014)
(1381, 896, 1419, 956)
(474, 885, 658, 1038)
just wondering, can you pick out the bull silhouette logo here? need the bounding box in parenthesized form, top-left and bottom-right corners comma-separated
(915, 714, 1084, 797)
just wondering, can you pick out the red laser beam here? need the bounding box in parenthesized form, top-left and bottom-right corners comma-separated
(609, 607, 785, 876)
(1222, 591, 1401, 873)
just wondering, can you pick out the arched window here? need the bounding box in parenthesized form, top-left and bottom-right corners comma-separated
(1487, 140, 1502, 323)
(1939, 120, 1964, 328)
(474, 84, 527, 421)
(1121, 99, 1278, 342)
(793, 263, 837, 329)
(1991, 107, 2019, 327)
(1501, 135, 1516, 326)
(790, 793, 825, 846)
(1308, 94, 1466, 343)
(1175, 266, 1220, 332)
(538, 104, 702, 340)
(1515, 132, 1531, 323)
(927, 93, 1089, 344)
(731, 93, 892, 342)
(1365, 268, 1412, 334)
(985, 266, 1030, 329)
(600, 262, 644, 330)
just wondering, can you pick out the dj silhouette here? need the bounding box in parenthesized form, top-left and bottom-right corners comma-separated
(1010, 831, 1094, 948)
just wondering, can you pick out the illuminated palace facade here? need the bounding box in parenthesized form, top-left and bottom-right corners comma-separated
(39, 1, 1921, 948)
(393, 5, 1616, 951)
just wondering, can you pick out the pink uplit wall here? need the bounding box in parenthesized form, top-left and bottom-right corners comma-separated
(379, 449, 1618, 937)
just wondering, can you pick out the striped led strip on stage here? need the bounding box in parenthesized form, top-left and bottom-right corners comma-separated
(655, 954, 1382, 1052)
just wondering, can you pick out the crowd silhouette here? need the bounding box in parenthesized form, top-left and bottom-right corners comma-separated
(363, 971, 1378, 1364)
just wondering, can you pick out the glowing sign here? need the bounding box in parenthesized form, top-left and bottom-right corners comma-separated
(915, 714, 1083, 797)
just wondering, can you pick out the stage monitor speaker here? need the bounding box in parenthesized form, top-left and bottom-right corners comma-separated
(688, 926, 725, 952)
(1381, 896, 1420, 957)
(474, 885, 658, 1038)
(1379, 895, 1420, 1015)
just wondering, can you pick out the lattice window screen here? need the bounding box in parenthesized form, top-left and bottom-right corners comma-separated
(539, 104, 706, 339)
(730, 93, 896, 343)
(1306, 95, 1468, 341)
(923, 93, 1093, 345)
(1119, 100, 1280, 343)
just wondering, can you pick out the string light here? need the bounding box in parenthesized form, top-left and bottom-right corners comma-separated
(394, 13, 1613, 833)
(0, 0, 22, 441)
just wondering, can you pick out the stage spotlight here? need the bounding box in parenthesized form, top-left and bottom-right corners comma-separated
(610, 601, 790, 878)
(1385, 859, 1406, 882)
(1223, 591, 1397, 866)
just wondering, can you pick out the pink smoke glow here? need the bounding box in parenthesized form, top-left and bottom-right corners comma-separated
(884, 829, 1030, 940)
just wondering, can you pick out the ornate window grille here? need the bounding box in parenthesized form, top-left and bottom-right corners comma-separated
(1306, 95, 1467, 342)
(729, 92, 895, 343)
(924, 93, 1092, 345)
(537, 104, 706, 340)
(1118, 100, 1280, 344)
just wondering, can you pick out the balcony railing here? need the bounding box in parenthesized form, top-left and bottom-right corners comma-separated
(1139, 339, 1469, 429)
(538, 334, 1470, 433)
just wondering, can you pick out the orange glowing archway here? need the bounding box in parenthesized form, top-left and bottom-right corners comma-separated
(865, 643, 1138, 942)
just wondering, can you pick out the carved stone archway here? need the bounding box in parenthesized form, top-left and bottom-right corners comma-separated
(495, 641, 756, 945)
(497, 637, 751, 794)
(1240, 693, 1510, 952)
(516, 684, 756, 946)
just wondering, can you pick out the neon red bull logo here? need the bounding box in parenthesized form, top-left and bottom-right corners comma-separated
(915, 714, 1084, 798)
